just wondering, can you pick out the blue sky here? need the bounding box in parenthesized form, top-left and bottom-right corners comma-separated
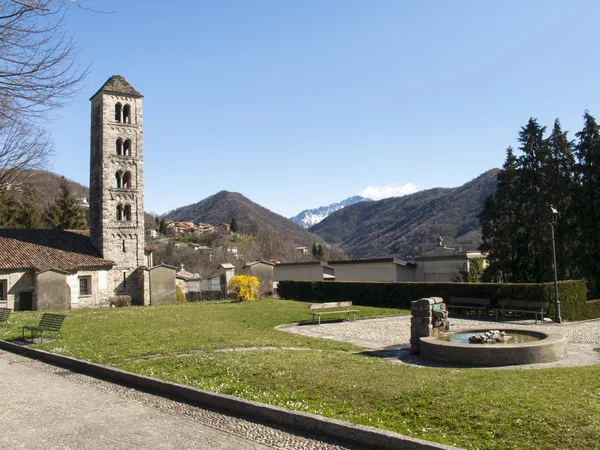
(48, 0, 600, 218)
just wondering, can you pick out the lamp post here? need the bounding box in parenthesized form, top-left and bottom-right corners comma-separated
(550, 206, 562, 324)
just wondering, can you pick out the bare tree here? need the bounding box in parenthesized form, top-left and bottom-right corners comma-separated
(0, 1, 89, 187)
(0, 118, 52, 187)
(0, 0, 89, 122)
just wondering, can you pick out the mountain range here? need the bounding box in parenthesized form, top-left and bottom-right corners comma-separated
(15, 169, 499, 260)
(289, 195, 370, 228)
(309, 169, 499, 259)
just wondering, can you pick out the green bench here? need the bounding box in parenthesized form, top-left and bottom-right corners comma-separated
(0, 308, 11, 326)
(22, 313, 66, 343)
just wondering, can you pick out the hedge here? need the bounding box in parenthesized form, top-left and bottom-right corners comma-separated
(276, 279, 599, 321)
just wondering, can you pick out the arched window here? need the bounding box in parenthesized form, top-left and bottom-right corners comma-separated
(115, 171, 123, 189)
(115, 103, 122, 123)
(122, 171, 131, 189)
(123, 139, 131, 156)
(123, 104, 131, 124)
(116, 138, 123, 156)
(116, 204, 123, 221)
(124, 204, 132, 221)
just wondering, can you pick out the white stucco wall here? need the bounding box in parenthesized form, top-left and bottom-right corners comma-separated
(0, 271, 33, 310)
(67, 269, 113, 309)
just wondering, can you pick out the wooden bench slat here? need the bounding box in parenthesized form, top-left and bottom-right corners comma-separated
(491, 300, 547, 324)
(447, 297, 491, 317)
(309, 302, 357, 324)
(449, 297, 491, 305)
(310, 301, 353, 310)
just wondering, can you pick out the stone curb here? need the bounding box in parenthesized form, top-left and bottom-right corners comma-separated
(0, 340, 459, 450)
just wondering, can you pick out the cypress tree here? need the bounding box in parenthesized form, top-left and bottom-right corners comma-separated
(159, 218, 167, 235)
(312, 242, 318, 258)
(230, 217, 239, 233)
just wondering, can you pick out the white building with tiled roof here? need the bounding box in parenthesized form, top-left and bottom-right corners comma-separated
(0, 229, 115, 310)
(0, 76, 175, 311)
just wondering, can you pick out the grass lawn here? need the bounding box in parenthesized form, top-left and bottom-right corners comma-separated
(2, 300, 599, 449)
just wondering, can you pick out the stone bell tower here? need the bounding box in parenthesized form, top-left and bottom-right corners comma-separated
(89, 75, 146, 303)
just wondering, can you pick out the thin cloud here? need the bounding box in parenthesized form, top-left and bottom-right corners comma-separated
(359, 182, 418, 200)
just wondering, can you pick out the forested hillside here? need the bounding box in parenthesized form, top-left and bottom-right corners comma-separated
(309, 169, 499, 259)
(165, 190, 324, 247)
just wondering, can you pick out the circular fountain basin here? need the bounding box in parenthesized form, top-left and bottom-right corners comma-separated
(420, 329, 568, 367)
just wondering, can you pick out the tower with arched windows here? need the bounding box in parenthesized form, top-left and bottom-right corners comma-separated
(89, 75, 146, 304)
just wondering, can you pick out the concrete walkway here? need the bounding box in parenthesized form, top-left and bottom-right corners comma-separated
(281, 315, 600, 369)
(0, 350, 355, 450)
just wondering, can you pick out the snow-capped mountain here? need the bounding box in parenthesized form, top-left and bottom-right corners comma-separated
(290, 196, 370, 228)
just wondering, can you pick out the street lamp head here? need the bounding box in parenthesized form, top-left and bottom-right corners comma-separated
(550, 206, 559, 225)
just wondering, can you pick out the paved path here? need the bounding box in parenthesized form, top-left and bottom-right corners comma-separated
(0, 351, 357, 450)
(282, 315, 600, 369)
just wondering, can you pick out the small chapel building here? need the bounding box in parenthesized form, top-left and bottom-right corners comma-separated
(0, 76, 174, 310)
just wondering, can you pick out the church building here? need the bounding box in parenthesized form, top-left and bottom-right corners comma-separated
(0, 76, 174, 310)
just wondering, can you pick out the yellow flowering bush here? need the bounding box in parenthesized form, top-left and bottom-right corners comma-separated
(176, 285, 187, 303)
(228, 275, 260, 301)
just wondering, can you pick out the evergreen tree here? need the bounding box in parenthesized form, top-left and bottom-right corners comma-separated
(544, 120, 576, 280)
(312, 242, 318, 258)
(573, 111, 600, 293)
(480, 117, 578, 283)
(230, 217, 239, 233)
(45, 177, 86, 230)
(515, 118, 553, 282)
(317, 244, 324, 258)
(159, 218, 167, 235)
(0, 189, 20, 228)
(15, 183, 42, 228)
(480, 147, 522, 281)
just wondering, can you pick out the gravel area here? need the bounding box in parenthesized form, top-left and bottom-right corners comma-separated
(295, 315, 600, 347)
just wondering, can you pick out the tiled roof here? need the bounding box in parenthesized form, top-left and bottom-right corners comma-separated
(0, 229, 114, 272)
(90, 75, 143, 100)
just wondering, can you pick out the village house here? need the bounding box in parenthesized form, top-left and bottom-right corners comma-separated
(414, 237, 486, 282)
(329, 258, 416, 282)
(241, 260, 275, 295)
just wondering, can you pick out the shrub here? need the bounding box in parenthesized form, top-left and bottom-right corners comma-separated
(109, 295, 131, 308)
(229, 275, 260, 301)
(176, 285, 187, 303)
(277, 280, 596, 320)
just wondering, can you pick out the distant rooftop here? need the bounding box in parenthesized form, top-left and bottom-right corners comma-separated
(90, 75, 143, 100)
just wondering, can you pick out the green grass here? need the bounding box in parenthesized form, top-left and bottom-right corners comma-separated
(2, 300, 599, 449)
(1, 299, 404, 364)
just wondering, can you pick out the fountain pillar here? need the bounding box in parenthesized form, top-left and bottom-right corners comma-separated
(410, 297, 449, 354)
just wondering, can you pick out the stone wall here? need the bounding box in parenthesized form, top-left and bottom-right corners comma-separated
(410, 297, 449, 354)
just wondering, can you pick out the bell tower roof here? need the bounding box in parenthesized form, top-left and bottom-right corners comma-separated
(90, 75, 143, 100)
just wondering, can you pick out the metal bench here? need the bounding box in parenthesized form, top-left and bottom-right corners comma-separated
(0, 308, 11, 326)
(491, 300, 547, 324)
(447, 297, 491, 317)
(22, 313, 66, 343)
(309, 301, 359, 325)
